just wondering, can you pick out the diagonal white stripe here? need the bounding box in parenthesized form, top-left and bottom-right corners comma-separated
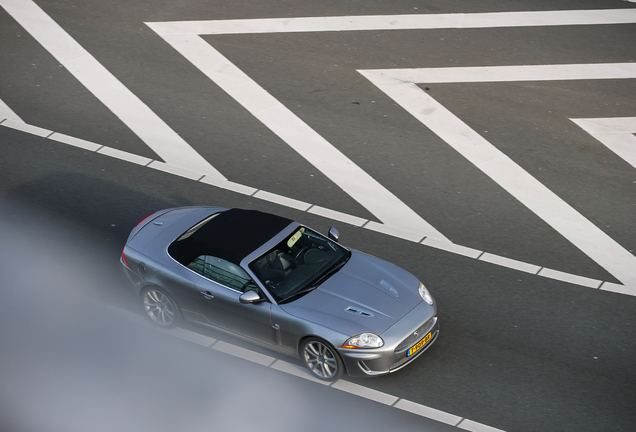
(151, 31, 448, 239)
(142, 9, 636, 238)
(0, 0, 225, 179)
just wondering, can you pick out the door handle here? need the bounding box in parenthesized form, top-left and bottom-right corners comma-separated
(200, 290, 214, 300)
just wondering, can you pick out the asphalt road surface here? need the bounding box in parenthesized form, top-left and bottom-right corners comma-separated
(1, 1, 635, 431)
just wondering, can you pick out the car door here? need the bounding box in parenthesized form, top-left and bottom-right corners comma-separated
(191, 255, 275, 345)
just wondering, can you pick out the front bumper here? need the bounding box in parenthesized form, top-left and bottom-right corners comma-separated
(338, 301, 439, 378)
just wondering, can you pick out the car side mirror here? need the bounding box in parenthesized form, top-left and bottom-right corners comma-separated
(328, 227, 340, 242)
(240, 290, 265, 304)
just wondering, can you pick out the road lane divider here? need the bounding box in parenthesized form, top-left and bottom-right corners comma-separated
(0, 118, 630, 297)
(1, 118, 53, 137)
(157, 326, 217, 347)
(212, 340, 277, 367)
(110, 304, 507, 432)
(331, 379, 400, 405)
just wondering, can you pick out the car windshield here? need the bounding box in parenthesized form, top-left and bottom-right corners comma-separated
(249, 226, 350, 303)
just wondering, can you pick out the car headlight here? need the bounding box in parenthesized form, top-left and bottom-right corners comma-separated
(342, 333, 384, 349)
(419, 282, 434, 305)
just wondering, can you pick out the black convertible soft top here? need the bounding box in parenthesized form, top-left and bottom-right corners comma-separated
(168, 208, 293, 266)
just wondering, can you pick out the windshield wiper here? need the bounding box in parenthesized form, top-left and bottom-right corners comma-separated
(280, 260, 347, 304)
(310, 259, 347, 288)
(279, 286, 318, 304)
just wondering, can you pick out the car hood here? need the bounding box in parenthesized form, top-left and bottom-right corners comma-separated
(279, 250, 423, 336)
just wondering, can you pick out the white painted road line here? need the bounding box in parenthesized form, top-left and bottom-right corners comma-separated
(269, 359, 331, 385)
(49, 132, 103, 152)
(157, 327, 217, 347)
(537, 268, 603, 289)
(1, 0, 225, 179)
(364, 63, 636, 85)
(212, 340, 276, 366)
(422, 237, 484, 259)
(572, 117, 636, 170)
(359, 64, 636, 290)
(307, 205, 369, 227)
(98, 146, 153, 166)
(394, 399, 463, 426)
(148, 160, 205, 181)
(599, 282, 636, 295)
(364, 221, 427, 243)
(331, 379, 399, 405)
(147, 9, 636, 36)
(2, 119, 633, 297)
(2, 118, 52, 137)
(253, 190, 313, 211)
(479, 253, 542, 275)
(363, 221, 428, 245)
(457, 418, 507, 432)
(199, 175, 258, 196)
(146, 29, 449, 240)
(0, 99, 23, 122)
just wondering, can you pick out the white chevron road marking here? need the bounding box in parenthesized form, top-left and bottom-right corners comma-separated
(145, 8, 636, 238)
(358, 64, 636, 290)
(3, 1, 635, 295)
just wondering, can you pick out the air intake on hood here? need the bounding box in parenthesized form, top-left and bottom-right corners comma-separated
(345, 307, 374, 317)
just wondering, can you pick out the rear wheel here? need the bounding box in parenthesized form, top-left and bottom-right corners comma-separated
(301, 338, 343, 381)
(141, 287, 180, 328)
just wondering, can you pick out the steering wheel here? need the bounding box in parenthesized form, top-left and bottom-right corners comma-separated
(294, 247, 309, 265)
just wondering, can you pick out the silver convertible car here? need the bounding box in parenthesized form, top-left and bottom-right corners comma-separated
(121, 207, 439, 381)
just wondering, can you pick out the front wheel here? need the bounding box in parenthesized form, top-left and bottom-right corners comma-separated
(141, 287, 180, 328)
(301, 338, 343, 381)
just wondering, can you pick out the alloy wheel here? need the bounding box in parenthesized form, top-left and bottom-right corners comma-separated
(303, 340, 339, 380)
(143, 289, 176, 327)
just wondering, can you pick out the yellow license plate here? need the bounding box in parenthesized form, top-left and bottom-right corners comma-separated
(407, 331, 432, 357)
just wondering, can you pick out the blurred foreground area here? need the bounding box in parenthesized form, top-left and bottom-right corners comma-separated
(0, 201, 443, 432)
